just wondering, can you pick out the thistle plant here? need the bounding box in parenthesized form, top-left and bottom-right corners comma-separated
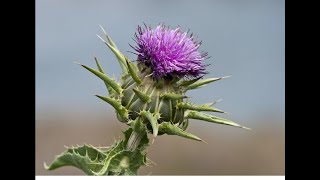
(45, 24, 249, 175)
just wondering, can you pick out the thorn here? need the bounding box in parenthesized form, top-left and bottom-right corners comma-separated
(43, 162, 49, 169)
(96, 34, 107, 43)
(99, 25, 107, 35)
(215, 99, 223, 103)
(242, 126, 252, 130)
(146, 73, 153, 77)
(201, 139, 208, 144)
(73, 61, 82, 65)
(221, 76, 231, 79)
(147, 158, 157, 166)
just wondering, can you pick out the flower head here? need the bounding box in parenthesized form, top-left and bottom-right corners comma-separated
(131, 24, 208, 79)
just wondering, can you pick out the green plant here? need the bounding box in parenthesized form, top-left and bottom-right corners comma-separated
(44, 24, 249, 175)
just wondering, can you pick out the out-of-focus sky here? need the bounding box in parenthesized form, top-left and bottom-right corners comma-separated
(36, 0, 284, 125)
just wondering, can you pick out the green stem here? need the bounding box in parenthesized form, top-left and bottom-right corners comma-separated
(126, 130, 144, 151)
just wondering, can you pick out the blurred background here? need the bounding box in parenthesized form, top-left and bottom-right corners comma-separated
(36, 0, 285, 175)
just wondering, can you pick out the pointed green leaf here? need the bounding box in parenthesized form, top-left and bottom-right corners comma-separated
(99, 25, 118, 49)
(96, 95, 129, 120)
(177, 102, 226, 113)
(97, 34, 128, 75)
(160, 93, 188, 100)
(44, 144, 107, 175)
(129, 117, 147, 134)
(133, 88, 151, 103)
(186, 111, 250, 130)
(76, 63, 123, 95)
(185, 76, 230, 90)
(177, 76, 203, 86)
(158, 122, 202, 141)
(126, 59, 142, 84)
(93, 56, 115, 95)
(139, 111, 159, 137)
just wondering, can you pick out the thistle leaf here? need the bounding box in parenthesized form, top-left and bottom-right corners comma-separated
(132, 88, 151, 103)
(160, 93, 188, 100)
(92, 141, 125, 175)
(158, 122, 202, 141)
(177, 102, 226, 113)
(45, 129, 149, 175)
(139, 111, 159, 137)
(95, 95, 129, 120)
(44, 144, 107, 175)
(185, 76, 230, 91)
(186, 111, 250, 130)
(76, 63, 123, 95)
(94, 129, 148, 175)
(93, 56, 115, 96)
(126, 58, 142, 84)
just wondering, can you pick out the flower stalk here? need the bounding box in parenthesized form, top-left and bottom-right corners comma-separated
(126, 130, 144, 151)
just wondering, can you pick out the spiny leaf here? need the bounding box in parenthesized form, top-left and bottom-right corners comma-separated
(185, 76, 230, 90)
(76, 63, 123, 95)
(93, 141, 125, 175)
(160, 93, 188, 100)
(93, 130, 148, 175)
(44, 144, 107, 175)
(126, 58, 142, 84)
(177, 76, 203, 86)
(99, 25, 118, 49)
(158, 122, 202, 141)
(93, 56, 115, 96)
(139, 111, 159, 137)
(95, 95, 129, 120)
(132, 88, 151, 103)
(186, 111, 251, 130)
(129, 117, 147, 134)
(97, 34, 128, 75)
(177, 102, 226, 113)
(46, 129, 149, 175)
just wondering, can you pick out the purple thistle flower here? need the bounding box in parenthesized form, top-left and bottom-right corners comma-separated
(131, 24, 208, 79)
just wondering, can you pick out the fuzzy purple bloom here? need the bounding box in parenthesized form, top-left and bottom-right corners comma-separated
(131, 24, 208, 78)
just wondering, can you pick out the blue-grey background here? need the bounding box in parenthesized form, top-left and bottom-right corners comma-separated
(36, 0, 284, 175)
